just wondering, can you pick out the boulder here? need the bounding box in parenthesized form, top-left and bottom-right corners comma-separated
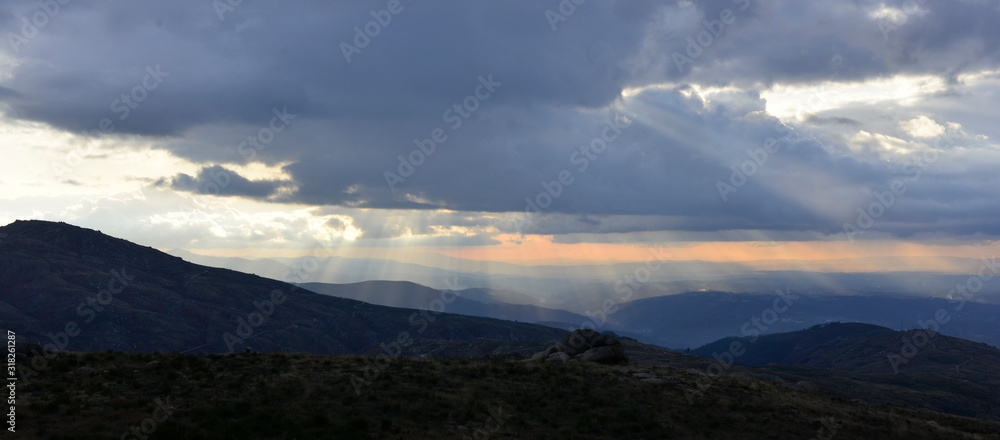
(579, 346, 616, 363)
(578, 343, 626, 365)
(546, 352, 571, 362)
(527, 330, 627, 364)
(557, 329, 602, 356)
(556, 329, 626, 364)
(528, 351, 548, 361)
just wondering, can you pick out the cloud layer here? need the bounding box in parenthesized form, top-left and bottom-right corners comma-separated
(2, 0, 1000, 242)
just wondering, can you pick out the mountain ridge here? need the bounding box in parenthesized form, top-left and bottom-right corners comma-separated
(692, 321, 1000, 377)
(689, 322, 1000, 421)
(0, 220, 567, 355)
(609, 291, 1000, 349)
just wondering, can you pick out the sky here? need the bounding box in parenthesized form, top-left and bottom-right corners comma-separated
(2, 0, 1000, 276)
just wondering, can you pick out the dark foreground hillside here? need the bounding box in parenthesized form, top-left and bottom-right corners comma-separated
(13, 351, 1000, 440)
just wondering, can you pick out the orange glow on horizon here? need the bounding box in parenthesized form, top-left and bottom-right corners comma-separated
(437, 234, 1000, 270)
(174, 234, 1000, 275)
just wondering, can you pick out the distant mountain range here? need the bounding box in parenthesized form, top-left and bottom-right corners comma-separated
(5, 220, 1000, 426)
(8, 219, 999, 359)
(299, 280, 587, 329)
(166, 249, 1000, 310)
(0, 220, 566, 355)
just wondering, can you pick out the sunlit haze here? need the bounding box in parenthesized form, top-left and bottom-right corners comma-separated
(3, 0, 1000, 294)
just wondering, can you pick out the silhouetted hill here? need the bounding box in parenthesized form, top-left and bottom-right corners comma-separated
(610, 291, 1000, 349)
(0, 220, 566, 355)
(690, 323, 1000, 421)
(692, 322, 1000, 377)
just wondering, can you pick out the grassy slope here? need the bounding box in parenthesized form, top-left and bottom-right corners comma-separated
(13, 351, 1000, 440)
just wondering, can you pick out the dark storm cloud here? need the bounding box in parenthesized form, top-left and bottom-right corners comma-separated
(2, 0, 1000, 239)
(2, 0, 993, 133)
(164, 165, 290, 199)
(0, 0, 669, 136)
(646, 0, 1000, 87)
(0, 85, 18, 98)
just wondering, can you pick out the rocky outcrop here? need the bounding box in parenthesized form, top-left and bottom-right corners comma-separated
(526, 329, 628, 364)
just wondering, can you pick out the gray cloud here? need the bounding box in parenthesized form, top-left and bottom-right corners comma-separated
(165, 165, 290, 199)
(2, 0, 1000, 240)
